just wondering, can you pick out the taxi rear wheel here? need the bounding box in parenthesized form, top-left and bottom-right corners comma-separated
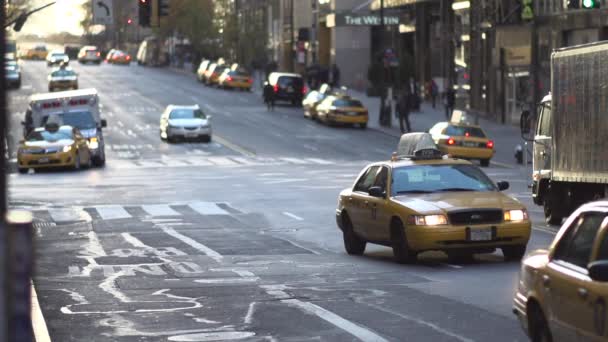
(391, 221, 416, 264)
(502, 245, 527, 261)
(342, 215, 366, 255)
(528, 303, 552, 342)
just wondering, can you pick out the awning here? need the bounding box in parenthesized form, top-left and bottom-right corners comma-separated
(370, 0, 438, 10)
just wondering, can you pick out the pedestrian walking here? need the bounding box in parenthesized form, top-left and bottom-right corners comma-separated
(397, 87, 412, 133)
(445, 87, 455, 120)
(330, 63, 341, 87)
(263, 82, 275, 111)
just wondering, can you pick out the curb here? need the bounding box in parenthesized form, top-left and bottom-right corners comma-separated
(31, 283, 51, 342)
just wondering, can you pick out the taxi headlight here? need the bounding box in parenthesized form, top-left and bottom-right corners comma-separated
(408, 214, 448, 226)
(88, 138, 99, 149)
(62, 145, 72, 153)
(504, 209, 528, 222)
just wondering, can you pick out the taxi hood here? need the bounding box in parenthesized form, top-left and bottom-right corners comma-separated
(393, 191, 523, 214)
(24, 139, 74, 148)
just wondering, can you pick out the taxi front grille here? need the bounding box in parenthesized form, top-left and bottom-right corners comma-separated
(448, 209, 503, 225)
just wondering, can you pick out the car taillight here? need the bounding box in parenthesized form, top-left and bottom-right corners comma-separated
(273, 84, 279, 93)
(248, 78, 253, 84)
(447, 137, 456, 145)
(126, 55, 131, 60)
(96, 52, 101, 57)
(226, 76, 233, 82)
(302, 85, 307, 95)
(486, 140, 494, 148)
(465, 132, 470, 137)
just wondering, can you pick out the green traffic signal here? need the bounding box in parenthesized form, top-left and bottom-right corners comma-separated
(583, 0, 599, 8)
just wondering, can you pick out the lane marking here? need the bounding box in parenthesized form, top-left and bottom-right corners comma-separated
(31, 283, 51, 342)
(282, 299, 389, 342)
(117, 121, 124, 127)
(244, 302, 257, 324)
(441, 263, 463, 269)
(282, 212, 303, 221)
(48, 207, 90, 223)
(159, 225, 223, 262)
(212, 134, 255, 157)
(490, 160, 515, 169)
(188, 202, 230, 216)
(207, 156, 238, 166)
(142, 204, 180, 216)
(94, 205, 132, 220)
(305, 158, 334, 165)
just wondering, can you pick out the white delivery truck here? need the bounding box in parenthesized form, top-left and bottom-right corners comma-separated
(24, 88, 107, 166)
(521, 41, 608, 224)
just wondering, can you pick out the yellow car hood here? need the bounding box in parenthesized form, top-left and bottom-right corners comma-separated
(393, 191, 522, 214)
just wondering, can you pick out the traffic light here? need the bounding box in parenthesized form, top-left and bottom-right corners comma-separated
(159, 0, 170, 17)
(13, 13, 28, 32)
(582, 0, 600, 8)
(139, 0, 151, 27)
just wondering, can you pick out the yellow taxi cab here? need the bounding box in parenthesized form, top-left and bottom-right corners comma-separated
(204, 63, 228, 86)
(25, 45, 48, 60)
(47, 64, 78, 92)
(196, 59, 211, 82)
(429, 118, 495, 167)
(17, 123, 92, 174)
(218, 69, 253, 91)
(316, 94, 368, 129)
(513, 201, 608, 342)
(335, 133, 531, 263)
(302, 83, 332, 120)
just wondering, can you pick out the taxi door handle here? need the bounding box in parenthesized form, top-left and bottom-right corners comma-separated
(542, 275, 550, 287)
(577, 288, 588, 299)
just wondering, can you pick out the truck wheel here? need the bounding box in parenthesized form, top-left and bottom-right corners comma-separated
(342, 214, 366, 255)
(480, 159, 490, 167)
(502, 245, 527, 261)
(544, 185, 566, 225)
(18, 168, 28, 174)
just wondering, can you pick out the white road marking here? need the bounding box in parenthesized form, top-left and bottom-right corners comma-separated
(441, 263, 463, 269)
(31, 284, 51, 342)
(244, 302, 257, 324)
(280, 157, 307, 164)
(168, 332, 256, 341)
(142, 204, 180, 216)
(207, 156, 238, 166)
(48, 207, 91, 222)
(202, 103, 217, 113)
(194, 278, 258, 284)
(282, 212, 304, 221)
(159, 225, 223, 262)
(230, 157, 257, 165)
(188, 202, 230, 215)
(263, 178, 308, 185)
(282, 299, 389, 342)
(94, 205, 132, 220)
(305, 158, 334, 165)
(117, 121, 124, 127)
(121, 233, 150, 249)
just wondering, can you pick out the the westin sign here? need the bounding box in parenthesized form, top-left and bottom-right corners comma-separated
(327, 13, 400, 27)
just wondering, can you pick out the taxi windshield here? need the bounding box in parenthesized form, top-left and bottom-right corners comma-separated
(445, 125, 486, 138)
(391, 164, 497, 195)
(44, 111, 96, 130)
(334, 99, 362, 107)
(169, 109, 206, 119)
(27, 129, 72, 142)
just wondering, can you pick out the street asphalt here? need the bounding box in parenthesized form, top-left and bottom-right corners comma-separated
(7, 60, 557, 341)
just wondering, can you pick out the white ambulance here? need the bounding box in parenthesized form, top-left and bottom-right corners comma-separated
(23, 88, 107, 166)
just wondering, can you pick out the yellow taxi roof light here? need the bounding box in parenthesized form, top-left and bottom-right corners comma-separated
(395, 133, 444, 161)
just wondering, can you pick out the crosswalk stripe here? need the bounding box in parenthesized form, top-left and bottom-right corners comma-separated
(141, 204, 180, 216)
(230, 157, 257, 165)
(188, 202, 230, 215)
(207, 157, 238, 166)
(280, 157, 307, 165)
(94, 205, 132, 220)
(47, 208, 89, 223)
(305, 158, 334, 165)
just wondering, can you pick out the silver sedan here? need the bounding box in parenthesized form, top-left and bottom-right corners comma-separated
(160, 105, 212, 143)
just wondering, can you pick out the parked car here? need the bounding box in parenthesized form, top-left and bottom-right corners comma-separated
(77, 46, 102, 64)
(218, 69, 253, 91)
(196, 59, 211, 82)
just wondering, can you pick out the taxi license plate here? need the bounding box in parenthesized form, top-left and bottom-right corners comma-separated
(469, 228, 492, 241)
(38, 157, 50, 164)
(185, 132, 198, 138)
(463, 141, 477, 147)
(287, 86, 294, 93)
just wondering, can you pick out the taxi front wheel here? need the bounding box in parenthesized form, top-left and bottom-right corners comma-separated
(528, 303, 552, 342)
(342, 215, 366, 255)
(391, 221, 417, 264)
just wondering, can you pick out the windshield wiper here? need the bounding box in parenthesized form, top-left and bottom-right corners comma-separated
(395, 190, 434, 194)
(437, 188, 476, 192)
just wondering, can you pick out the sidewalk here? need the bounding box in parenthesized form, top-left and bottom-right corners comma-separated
(350, 89, 525, 166)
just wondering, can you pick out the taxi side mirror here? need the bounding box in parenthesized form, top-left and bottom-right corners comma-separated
(368, 186, 385, 198)
(497, 181, 509, 191)
(588, 260, 608, 282)
(101, 119, 107, 128)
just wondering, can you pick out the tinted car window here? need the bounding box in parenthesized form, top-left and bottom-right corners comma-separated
(278, 76, 303, 88)
(333, 99, 363, 107)
(554, 213, 606, 268)
(445, 125, 486, 138)
(169, 109, 206, 119)
(51, 69, 76, 77)
(44, 111, 96, 130)
(354, 166, 379, 193)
